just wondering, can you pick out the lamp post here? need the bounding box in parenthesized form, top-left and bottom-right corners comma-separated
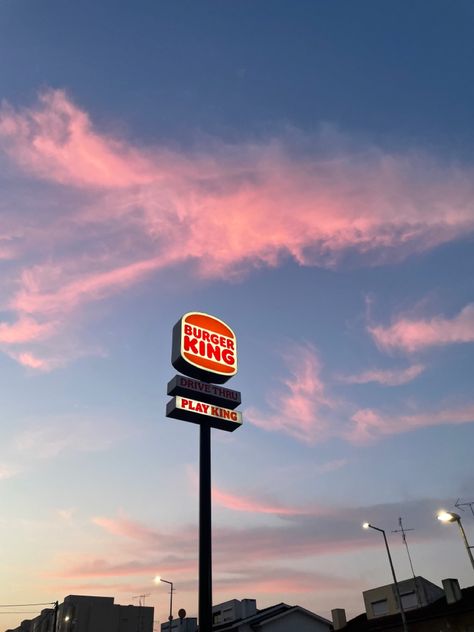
(154, 576, 174, 626)
(363, 522, 409, 632)
(437, 511, 474, 572)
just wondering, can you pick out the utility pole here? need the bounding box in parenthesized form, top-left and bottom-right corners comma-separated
(52, 601, 59, 632)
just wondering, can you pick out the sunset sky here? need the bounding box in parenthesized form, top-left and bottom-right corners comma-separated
(1, 1, 474, 628)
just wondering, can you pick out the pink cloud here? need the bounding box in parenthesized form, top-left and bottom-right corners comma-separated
(14, 417, 131, 459)
(57, 517, 365, 582)
(0, 464, 16, 480)
(11, 255, 175, 318)
(92, 514, 198, 557)
(92, 516, 159, 542)
(347, 403, 474, 444)
(57, 556, 195, 579)
(0, 90, 157, 189)
(213, 486, 330, 516)
(49, 495, 446, 611)
(339, 363, 425, 386)
(248, 342, 474, 444)
(370, 303, 474, 353)
(10, 351, 52, 371)
(246, 343, 333, 444)
(214, 567, 353, 594)
(0, 317, 56, 344)
(0, 90, 474, 368)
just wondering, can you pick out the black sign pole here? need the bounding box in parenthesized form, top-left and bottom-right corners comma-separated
(199, 420, 212, 632)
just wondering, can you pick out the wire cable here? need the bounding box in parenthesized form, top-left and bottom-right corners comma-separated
(0, 611, 43, 614)
(0, 603, 56, 608)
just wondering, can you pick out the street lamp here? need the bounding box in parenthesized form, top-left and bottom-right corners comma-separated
(437, 511, 474, 572)
(363, 522, 409, 632)
(154, 576, 174, 624)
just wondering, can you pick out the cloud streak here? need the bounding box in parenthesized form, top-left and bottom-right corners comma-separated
(213, 486, 331, 517)
(55, 495, 444, 588)
(1, 90, 474, 368)
(370, 303, 474, 353)
(246, 343, 333, 444)
(248, 343, 474, 445)
(348, 403, 474, 444)
(0, 415, 134, 484)
(339, 363, 425, 386)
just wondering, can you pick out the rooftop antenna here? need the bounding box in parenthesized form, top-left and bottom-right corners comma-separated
(392, 517, 421, 608)
(455, 498, 474, 519)
(132, 594, 151, 632)
(392, 517, 417, 580)
(132, 594, 151, 607)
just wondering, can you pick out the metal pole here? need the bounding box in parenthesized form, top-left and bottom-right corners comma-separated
(381, 530, 409, 632)
(457, 519, 474, 572)
(169, 583, 173, 624)
(52, 601, 59, 632)
(199, 422, 212, 632)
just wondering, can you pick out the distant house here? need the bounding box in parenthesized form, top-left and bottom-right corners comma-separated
(362, 576, 444, 620)
(160, 598, 331, 632)
(332, 577, 474, 631)
(6, 595, 154, 632)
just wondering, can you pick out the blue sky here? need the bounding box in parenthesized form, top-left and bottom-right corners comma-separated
(0, 1, 473, 628)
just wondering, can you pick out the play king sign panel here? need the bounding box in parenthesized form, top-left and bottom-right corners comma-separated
(172, 312, 237, 384)
(166, 396, 242, 432)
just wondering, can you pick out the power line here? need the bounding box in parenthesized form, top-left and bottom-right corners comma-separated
(0, 603, 56, 608)
(0, 611, 43, 614)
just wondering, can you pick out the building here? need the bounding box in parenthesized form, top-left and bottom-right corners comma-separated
(160, 616, 198, 632)
(212, 599, 258, 626)
(6, 595, 154, 632)
(362, 576, 444, 619)
(332, 577, 474, 631)
(161, 598, 331, 632)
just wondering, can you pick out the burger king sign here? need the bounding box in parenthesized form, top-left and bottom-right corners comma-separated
(171, 312, 237, 384)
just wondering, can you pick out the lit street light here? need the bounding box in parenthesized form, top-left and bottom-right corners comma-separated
(363, 522, 409, 632)
(154, 576, 174, 624)
(437, 511, 474, 572)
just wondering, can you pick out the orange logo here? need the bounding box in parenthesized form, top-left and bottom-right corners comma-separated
(172, 312, 237, 384)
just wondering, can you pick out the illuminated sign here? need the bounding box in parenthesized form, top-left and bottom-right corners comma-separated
(172, 312, 237, 384)
(167, 375, 241, 409)
(166, 396, 242, 432)
(165, 312, 242, 629)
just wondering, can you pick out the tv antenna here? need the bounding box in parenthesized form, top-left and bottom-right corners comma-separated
(392, 516, 422, 608)
(455, 498, 474, 519)
(132, 594, 151, 607)
(392, 516, 417, 580)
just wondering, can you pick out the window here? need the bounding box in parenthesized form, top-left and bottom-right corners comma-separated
(371, 599, 389, 617)
(401, 591, 418, 610)
(223, 607, 233, 622)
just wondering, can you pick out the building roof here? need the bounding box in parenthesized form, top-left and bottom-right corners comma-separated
(344, 585, 474, 631)
(213, 602, 330, 630)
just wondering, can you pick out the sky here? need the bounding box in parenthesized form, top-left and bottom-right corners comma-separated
(0, 0, 474, 628)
